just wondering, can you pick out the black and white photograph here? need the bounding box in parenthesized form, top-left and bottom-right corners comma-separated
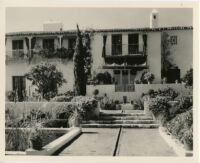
(1, 1, 199, 162)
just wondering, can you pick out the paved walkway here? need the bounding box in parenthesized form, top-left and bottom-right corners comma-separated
(59, 128, 119, 156)
(117, 128, 176, 156)
(58, 128, 176, 156)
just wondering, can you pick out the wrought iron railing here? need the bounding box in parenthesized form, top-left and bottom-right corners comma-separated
(106, 44, 146, 56)
(115, 84, 135, 92)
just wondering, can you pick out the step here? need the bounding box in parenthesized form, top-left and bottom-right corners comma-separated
(99, 116, 153, 120)
(81, 124, 159, 128)
(82, 120, 156, 124)
(100, 113, 145, 116)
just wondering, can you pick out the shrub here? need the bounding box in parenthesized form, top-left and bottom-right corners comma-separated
(25, 62, 66, 100)
(55, 103, 76, 119)
(149, 97, 171, 125)
(166, 109, 193, 141)
(175, 96, 193, 114)
(183, 127, 193, 148)
(42, 119, 69, 128)
(51, 95, 73, 102)
(28, 128, 43, 150)
(140, 71, 155, 83)
(93, 89, 99, 96)
(143, 87, 178, 100)
(71, 96, 98, 113)
(6, 91, 16, 102)
(182, 68, 193, 87)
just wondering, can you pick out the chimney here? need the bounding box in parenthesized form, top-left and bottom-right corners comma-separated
(150, 9, 159, 28)
(43, 20, 63, 31)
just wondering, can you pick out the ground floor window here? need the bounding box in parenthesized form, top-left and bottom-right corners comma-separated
(12, 76, 26, 101)
(43, 39, 54, 50)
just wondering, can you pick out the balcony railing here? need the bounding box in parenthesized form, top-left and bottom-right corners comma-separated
(106, 44, 146, 56)
(115, 84, 135, 92)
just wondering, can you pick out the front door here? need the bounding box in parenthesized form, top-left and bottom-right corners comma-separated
(12, 76, 26, 101)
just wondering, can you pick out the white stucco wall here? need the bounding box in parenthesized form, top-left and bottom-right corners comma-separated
(164, 30, 193, 77)
(6, 58, 74, 95)
(147, 32, 162, 83)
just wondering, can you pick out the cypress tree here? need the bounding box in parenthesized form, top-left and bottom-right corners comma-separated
(73, 24, 86, 96)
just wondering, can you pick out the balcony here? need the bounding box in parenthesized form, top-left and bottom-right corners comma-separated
(104, 44, 147, 66)
(6, 48, 74, 64)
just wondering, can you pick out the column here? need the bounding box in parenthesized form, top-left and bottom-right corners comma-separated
(122, 34, 128, 55)
(58, 35, 63, 48)
(128, 69, 131, 84)
(28, 36, 32, 56)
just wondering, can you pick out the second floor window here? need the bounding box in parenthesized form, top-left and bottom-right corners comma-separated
(12, 40, 23, 50)
(112, 34, 122, 55)
(43, 39, 54, 50)
(128, 34, 139, 54)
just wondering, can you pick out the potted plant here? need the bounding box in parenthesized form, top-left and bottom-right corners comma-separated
(28, 128, 42, 150)
(93, 89, 99, 100)
(143, 72, 155, 84)
(115, 100, 121, 110)
(183, 128, 193, 151)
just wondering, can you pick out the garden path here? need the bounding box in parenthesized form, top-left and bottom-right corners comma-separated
(58, 128, 176, 156)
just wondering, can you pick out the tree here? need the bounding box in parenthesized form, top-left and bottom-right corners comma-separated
(73, 25, 86, 96)
(25, 62, 66, 100)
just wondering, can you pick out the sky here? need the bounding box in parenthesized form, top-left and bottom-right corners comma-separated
(6, 8, 193, 33)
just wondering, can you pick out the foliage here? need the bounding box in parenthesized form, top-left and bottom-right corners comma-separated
(142, 87, 179, 100)
(182, 68, 193, 87)
(28, 128, 43, 150)
(149, 97, 171, 118)
(183, 127, 193, 147)
(42, 119, 69, 128)
(161, 32, 177, 78)
(51, 95, 73, 102)
(93, 89, 99, 96)
(38, 48, 74, 59)
(25, 62, 66, 100)
(55, 103, 77, 119)
(100, 99, 118, 110)
(71, 96, 98, 113)
(166, 109, 193, 142)
(73, 25, 87, 96)
(6, 128, 30, 151)
(140, 71, 155, 83)
(175, 96, 193, 114)
(6, 90, 16, 102)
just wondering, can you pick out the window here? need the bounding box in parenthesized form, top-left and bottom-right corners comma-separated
(68, 38, 76, 50)
(128, 34, 139, 54)
(43, 39, 54, 50)
(12, 76, 26, 101)
(170, 36, 177, 45)
(12, 40, 23, 50)
(112, 34, 122, 55)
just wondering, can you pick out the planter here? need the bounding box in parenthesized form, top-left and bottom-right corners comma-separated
(184, 142, 193, 151)
(86, 106, 100, 120)
(29, 137, 43, 150)
(144, 100, 151, 116)
(116, 104, 121, 110)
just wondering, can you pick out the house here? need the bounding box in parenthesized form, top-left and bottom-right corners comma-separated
(5, 9, 193, 101)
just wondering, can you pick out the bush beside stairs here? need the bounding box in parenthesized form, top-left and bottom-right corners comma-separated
(81, 110, 159, 128)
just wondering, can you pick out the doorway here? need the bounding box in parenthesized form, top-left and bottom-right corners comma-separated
(12, 76, 26, 101)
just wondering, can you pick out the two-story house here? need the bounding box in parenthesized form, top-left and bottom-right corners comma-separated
(5, 9, 193, 101)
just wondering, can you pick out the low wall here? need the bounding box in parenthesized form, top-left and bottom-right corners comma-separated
(86, 84, 192, 102)
(5, 102, 74, 120)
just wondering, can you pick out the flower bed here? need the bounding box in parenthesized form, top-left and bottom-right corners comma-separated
(143, 87, 193, 150)
(6, 97, 99, 128)
(5, 128, 66, 151)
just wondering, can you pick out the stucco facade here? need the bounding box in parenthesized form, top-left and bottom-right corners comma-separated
(5, 26, 193, 100)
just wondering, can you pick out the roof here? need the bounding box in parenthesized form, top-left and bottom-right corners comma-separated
(6, 26, 193, 37)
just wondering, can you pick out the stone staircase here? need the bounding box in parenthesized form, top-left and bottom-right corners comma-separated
(82, 110, 159, 128)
